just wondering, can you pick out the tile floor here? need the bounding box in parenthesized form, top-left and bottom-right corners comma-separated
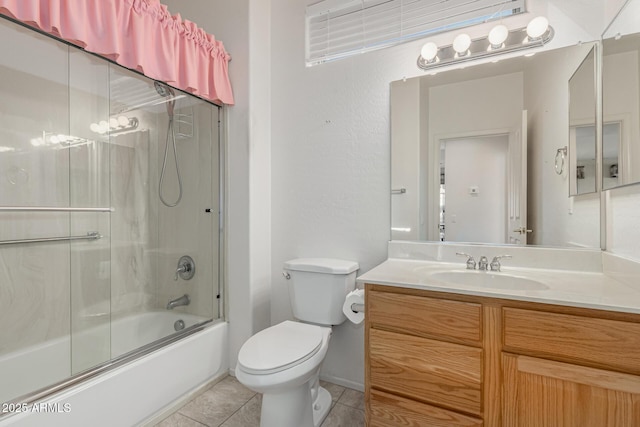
(154, 376, 365, 427)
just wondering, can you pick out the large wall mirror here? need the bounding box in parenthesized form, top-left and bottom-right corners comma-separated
(602, 0, 640, 190)
(391, 42, 601, 248)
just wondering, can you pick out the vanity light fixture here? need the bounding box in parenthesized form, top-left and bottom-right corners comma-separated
(417, 16, 554, 71)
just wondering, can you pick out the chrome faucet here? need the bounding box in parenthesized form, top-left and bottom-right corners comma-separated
(166, 294, 190, 310)
(478, 256, 489, 271)
(490, 255, 512, 272)
(456, 252, 476, 270)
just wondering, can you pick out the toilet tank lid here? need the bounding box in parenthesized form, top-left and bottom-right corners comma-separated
(283, 258, 359, 274)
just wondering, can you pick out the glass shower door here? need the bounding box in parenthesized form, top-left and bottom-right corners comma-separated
(68, 46, 112, 374)
(0, 15, 221, 407)
(0, 19, 73, 402)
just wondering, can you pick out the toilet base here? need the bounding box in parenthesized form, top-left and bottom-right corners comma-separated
(312, 386, 332, 427)
(258, 382, 331, 427)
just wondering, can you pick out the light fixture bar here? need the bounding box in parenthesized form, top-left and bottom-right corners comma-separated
(417, 26, 554, 71)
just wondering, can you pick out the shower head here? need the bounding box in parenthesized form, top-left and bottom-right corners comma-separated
(154, 81, 176, 118)
(154, 81, 174, 98)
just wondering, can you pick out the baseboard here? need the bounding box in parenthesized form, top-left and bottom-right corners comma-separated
(138, 371, 228, 426)
(319, 373, 364, 392)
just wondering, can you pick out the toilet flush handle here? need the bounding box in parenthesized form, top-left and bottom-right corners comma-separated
(282, 271, 290, 280)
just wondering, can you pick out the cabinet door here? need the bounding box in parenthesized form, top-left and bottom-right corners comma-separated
(503, 353, 640, 426)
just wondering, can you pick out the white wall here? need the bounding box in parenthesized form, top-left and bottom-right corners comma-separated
(604, 46, 640, 260)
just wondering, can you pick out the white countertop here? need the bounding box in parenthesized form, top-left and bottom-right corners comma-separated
(357, 258, 640, 315)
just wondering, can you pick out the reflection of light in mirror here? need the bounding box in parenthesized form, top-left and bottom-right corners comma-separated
(391, 227, 412, 233)
(0, 146, 15, 152)
(526, 16, 549, 39)
(30, 133, 94, 148)
(98, 121, 109, 134)
(117, 115, 130, 127)
(89, 116, 139, 136)
(30, 137, 44, 147)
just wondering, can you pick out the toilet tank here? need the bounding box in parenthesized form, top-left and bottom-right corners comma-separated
(283, 258, 359, 326)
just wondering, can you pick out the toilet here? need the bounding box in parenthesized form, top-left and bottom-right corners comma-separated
(235, 258, 359, 427)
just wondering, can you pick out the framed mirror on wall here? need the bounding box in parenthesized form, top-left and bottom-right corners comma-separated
(390, 42, 601, 249)
(602, 0, 640, 190)
(569, 46, 597, 196)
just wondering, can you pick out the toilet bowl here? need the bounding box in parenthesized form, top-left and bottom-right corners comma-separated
(235, 321, 332, 427)
(234, 258, 359, 427)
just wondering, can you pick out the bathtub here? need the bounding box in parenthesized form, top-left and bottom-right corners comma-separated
(0, 312, 228, 427)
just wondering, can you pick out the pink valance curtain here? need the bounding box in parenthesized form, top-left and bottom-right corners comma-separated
(0, 0, 234, 105)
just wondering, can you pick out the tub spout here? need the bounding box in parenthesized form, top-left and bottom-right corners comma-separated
(166, 294, 190, 310)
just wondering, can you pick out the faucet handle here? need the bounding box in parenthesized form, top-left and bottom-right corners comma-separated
(456, 252, 476, 270)
(490, 255, 512, 272)
(175, 255, 196, 281)
(174, 265, 186, 281)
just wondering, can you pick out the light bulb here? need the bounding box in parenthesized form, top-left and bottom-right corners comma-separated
(453, 33, 471, 55)
(56, 134, 68, 143)
(90, 123, 101, 133)
(98, 120, 109, 134)
(49, 135, 59, 144)
(488, 24, 508, 47)
(420, 42, 438, 62)
(117, 116, 130, 127)
(526, 16, 549, 39)
(109, 118, 119, 129)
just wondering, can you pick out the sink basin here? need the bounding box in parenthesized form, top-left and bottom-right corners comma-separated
(427, 270, 549, 291)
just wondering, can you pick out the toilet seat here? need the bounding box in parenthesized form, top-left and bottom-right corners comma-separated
(237, 321, 323, 375)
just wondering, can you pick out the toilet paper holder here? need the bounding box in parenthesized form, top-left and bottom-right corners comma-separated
(350, 303, 364, 313)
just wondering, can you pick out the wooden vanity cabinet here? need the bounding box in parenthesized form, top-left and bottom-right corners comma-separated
(502, 307, 640, 427)
(365, 285, 488, 426)
(365, 284, 640, 427)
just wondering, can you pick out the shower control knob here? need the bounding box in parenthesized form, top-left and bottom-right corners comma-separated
(175, 255, 196, 281)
